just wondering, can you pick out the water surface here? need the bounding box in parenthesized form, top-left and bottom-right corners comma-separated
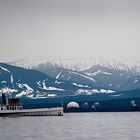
(0, 112, 140, 140)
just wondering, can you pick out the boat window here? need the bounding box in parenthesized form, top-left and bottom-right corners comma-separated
(1, 108, 3, 110)
(7, 107, 9, 110)
(12, 107, 14, 110)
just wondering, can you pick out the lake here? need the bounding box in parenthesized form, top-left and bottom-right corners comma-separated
(0, 112, 140, 140)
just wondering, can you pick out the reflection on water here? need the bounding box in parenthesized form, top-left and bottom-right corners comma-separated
(0, 112, 140, 140)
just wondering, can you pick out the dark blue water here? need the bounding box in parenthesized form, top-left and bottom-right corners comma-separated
(0, 112, 140, 140)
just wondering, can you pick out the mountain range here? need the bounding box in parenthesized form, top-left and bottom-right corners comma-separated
(0, 58, 140, 99)
(1, 62, 116, 99)
(11, 59, 140, 91)
(0, 59, 140, 111)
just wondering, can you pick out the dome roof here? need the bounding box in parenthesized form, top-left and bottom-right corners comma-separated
(67, 102, 79, 108)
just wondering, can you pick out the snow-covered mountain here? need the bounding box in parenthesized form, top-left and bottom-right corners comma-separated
(0, 63, 116, 98)
(11, 58, 140, 73)
(10, 59, 140, 91)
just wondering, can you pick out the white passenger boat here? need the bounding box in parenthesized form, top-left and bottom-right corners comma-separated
(0, 93, 63, 116)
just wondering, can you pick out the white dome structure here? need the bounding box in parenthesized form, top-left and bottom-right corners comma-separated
(82, 102, 88, 108)
(83, 102, 88, 106)
(94, 102, 100, 106)
(130, 100, 137, 107)
(67, 102, 79, 108)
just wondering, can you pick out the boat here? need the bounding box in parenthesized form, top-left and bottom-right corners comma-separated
(0, 93, 63, 116)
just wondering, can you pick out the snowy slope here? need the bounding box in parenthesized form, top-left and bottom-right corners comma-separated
(10, 59, 140, 91)
(11, 58, 140, 73)
(0, 63, 116, 99)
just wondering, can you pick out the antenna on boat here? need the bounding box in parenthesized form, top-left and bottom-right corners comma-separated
(60, 93, 63, 107)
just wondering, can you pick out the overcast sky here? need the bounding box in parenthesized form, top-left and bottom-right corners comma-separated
(0, 0, 140, 62)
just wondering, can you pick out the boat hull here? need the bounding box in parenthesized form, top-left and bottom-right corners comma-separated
(0, 107, 63, 116)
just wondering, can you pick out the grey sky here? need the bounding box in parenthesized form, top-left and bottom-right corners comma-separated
(0, 0, 140, 62)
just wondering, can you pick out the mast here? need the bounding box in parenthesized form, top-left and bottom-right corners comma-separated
(0, 88, 8, 105)
(60, 93, 63, 107)
(2, 93, 6, 105)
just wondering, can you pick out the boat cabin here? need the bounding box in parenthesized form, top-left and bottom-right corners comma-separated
(7, 98, 23, 110)
(0, 98, 23, 111)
